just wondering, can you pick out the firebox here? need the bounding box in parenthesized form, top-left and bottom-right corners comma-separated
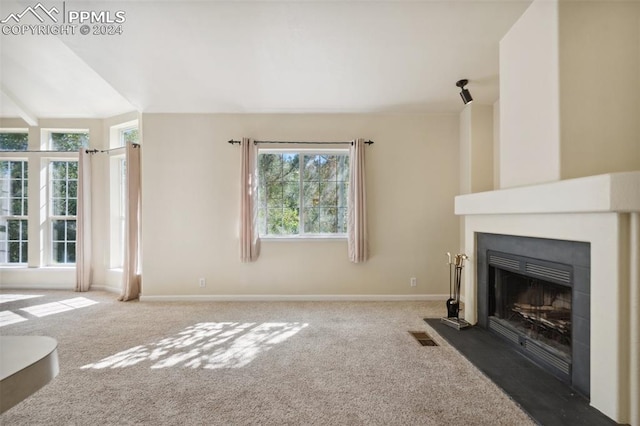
(476, 233, 590, 397)
(488, 251, 573, 381)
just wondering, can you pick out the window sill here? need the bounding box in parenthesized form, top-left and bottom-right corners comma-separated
(260, 235, 347, 242)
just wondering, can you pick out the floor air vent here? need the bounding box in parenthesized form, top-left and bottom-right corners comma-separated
(409, 331, 438, 346)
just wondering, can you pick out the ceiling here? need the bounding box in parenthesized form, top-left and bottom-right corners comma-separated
(0, 0, 531, 121)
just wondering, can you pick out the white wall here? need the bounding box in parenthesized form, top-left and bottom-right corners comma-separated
(499, 0, 640, 189)
(499, 0, 561, 188)
(558, 0, 640, 179)
(459, 104, 494, 195)
(140, 113, 460, 298)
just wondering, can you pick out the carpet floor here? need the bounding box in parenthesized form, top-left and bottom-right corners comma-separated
(0, 290, 535, 425)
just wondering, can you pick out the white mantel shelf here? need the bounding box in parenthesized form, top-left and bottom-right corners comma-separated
(455, 171, 640, 215)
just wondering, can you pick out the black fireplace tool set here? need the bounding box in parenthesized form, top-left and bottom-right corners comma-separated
(441, 252, 471, 330)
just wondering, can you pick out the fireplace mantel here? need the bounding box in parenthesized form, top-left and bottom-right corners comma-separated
(454, 171, 639, 424)
(455, 171, 640, 215)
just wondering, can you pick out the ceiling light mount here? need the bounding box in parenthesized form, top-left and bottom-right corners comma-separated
(456, 79, 473, 105)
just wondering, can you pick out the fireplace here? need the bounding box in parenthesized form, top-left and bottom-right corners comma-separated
(476, 233, 590, 397)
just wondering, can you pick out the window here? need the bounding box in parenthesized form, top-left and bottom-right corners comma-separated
(0, 131, 28, 151)
(49, 132, 88, 151)
(0, 130, 29, 264)
(0, 160, 28, 263)
(49, 160, 77, 264)
(109, 121, 138, 268)
(257, 150, 349, 237)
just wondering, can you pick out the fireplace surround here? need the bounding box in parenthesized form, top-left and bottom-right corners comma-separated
(455, 172, 640, 424)
(476, 233, 590, 396)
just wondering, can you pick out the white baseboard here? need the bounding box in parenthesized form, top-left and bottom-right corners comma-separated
(0, 284, 74, 291)
(139, 294, 449, 302)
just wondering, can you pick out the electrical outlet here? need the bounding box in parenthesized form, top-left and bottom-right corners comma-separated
(199, 278, 206, 288)
(410, 277, 417, 287)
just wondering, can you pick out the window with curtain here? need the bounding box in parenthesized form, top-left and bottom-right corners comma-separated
(257, 150, 349, 237)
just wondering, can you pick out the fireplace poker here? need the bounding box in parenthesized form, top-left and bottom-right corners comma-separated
(446, 253, 457, 318)
(441, 252, 471, 330)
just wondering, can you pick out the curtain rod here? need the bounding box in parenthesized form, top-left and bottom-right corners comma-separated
(228, 140, 373, 146)
(86, 143, 140, 154)
(1, 144, 140, 154)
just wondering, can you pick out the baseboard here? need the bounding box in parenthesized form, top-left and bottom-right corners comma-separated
(139, 294, 449, 302)
(0, 284, 74, 291)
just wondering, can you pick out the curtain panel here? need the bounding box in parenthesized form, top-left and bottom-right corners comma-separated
(348, 138, 368, 263)
(240, 137, 260, 262)
(75, 149, 92, 292)
(119, 143, 142, 301)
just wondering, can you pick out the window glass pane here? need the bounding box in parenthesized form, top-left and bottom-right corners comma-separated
(51, 220, 76, 264)
(52, 220, 66, 240)
(68, 162, 78, 179)
(50, 132, 88, 151)
(266, 182, 283, 208)
(68, 180, 77, 198)
(53, 242, 66, 263)
(282, 153, 299, 181)
(320, 182, 338, 206)
(7, 220, 19, 239)
(303, 207, 320, 233)
(8, 242, 20, 262)
(1, 219, 27, 263)
(52, 162, 66, 179)
(0, 133, 28, 151)
(53, 199, 67, 216)
(319, 207, 338, 233)
(303, 182, 319, 208)
(122, 128, 139, 145)
(67, 220, 76, 241)
(303, 155, 319, 181)
(68, 199, 77, 216)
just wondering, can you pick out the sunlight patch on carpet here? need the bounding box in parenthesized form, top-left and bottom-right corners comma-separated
(81, 322, 309, 370)
(0, 310, 28, 327)
(0, 294, 43, 304)
(20, 297, 99, 318)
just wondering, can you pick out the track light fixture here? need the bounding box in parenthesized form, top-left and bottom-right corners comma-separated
(456, 79, 473, 105)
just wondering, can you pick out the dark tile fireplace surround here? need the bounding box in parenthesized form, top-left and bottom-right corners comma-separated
(426, 233, 620, 425)
(476, 233, 591, 397)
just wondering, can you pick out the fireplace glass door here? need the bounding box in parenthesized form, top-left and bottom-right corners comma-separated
(491, 269, 572, 359)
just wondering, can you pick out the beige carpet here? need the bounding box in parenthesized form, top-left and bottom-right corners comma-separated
(0, 290, 534, 425)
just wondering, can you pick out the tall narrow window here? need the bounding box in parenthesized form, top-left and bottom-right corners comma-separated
(0, 160, 28, 264)
(50, 160, 78, 264)
(109, 122, 138, 268)
(0, 131, 29, 264)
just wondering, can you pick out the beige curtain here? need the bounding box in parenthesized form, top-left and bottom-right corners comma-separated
(348, 138, 368, 263)
(119, 144, 142, 301)
(240, 137, 260, 262)
(75, 149, 92, 292)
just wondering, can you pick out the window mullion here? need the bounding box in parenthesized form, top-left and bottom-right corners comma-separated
(299, 153, 304, 235)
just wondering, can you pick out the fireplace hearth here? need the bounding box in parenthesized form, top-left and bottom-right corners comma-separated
(477, 233, 590, 397)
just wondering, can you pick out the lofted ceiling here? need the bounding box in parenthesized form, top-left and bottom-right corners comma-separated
(0, 0, 531, 121)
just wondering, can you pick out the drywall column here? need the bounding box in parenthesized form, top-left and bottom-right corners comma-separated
(499, 0, 560, 188)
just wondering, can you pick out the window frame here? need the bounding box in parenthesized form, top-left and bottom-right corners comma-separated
(0, 157, 29, 265)
(257, 148, 350, 240)
(46, 158, 78, 265)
